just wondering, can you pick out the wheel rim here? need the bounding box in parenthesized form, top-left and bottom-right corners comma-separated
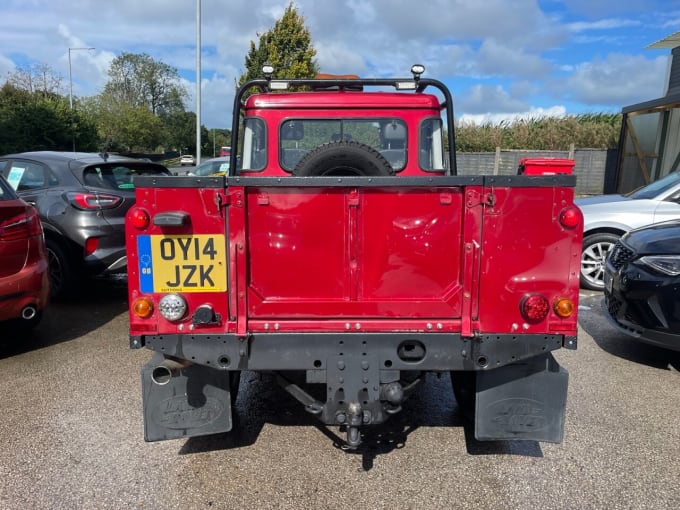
(581, 241, 614, 289)
(47, 246, 64, 294)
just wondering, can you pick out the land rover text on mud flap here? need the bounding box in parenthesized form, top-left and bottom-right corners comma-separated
(126, 65, 582, 448)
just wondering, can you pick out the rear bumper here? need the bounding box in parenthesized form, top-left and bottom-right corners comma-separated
(131, 331, 573, 372)
(134, 331, 571, 443)
(0, 257, 50, 323)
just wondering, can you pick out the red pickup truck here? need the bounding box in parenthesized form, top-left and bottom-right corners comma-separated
(125, 66, 581, 448)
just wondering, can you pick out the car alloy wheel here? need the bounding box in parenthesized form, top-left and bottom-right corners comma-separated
(580, 233, 620, 291)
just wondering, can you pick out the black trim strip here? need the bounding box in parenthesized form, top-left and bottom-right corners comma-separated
(132, 174, 575, 189)
(227, 176, 483, 187)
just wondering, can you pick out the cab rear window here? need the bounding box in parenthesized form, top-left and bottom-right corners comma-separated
(83, 164, 170, 190)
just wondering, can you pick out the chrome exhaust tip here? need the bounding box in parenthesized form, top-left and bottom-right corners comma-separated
(21, 305, 38, 321)
(151, 359, 192, 385)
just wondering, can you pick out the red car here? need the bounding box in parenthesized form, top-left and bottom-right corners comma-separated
(0, 174, 50, 329)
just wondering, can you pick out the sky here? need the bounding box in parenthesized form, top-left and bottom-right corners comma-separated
(1, 0, 679, 129)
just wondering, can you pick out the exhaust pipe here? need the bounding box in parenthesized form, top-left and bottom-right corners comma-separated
(151, 358, 193, 385)
(21, 305, 38, 321)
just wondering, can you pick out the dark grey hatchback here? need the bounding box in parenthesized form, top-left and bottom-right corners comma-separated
(0, 151, 171, 297)
(603, 220, 680, 351)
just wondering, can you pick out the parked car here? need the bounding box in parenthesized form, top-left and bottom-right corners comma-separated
(180, 154, 195, 166)
(575, 170, 680, 290)
(188, 155, 231, 177)
(0, 173, 50, 329)
(219, 146, 231, 157)
(603, 220, 680, 351)
(0, 151, 171, 298)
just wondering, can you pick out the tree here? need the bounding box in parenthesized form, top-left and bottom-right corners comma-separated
(0, 82, 97, 153)
(6, 64, 64, 98)
(160, 110, 197, 155)
(102, 52, 188, 115)
(238, 2, 319, 85)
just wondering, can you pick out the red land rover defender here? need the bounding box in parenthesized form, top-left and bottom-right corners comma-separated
(126, 66, 581, 448)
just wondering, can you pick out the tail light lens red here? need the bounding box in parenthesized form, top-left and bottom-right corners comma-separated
(520, 293, 550, 323)
(128, 207, 150, 229)
(559, 206, 581, 229)
(84, 237, 99, 256)
(0, 207, 43, 241)
(66, 192, 122, 210)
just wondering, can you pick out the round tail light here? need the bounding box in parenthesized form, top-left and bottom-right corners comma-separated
(129, 207, 151, 229)
(559, 206, 581, 229)
(133, 297, 154, 319)
(553, 297, 575, 318)
(520, 293, 550, 324)
(159, 294, 188, 322)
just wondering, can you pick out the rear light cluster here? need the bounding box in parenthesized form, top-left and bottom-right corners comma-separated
(559, 206, 581, 229)
(0, 207, 43, 241)
(520, 293, 575, 324)
(129, 207, 150, 229)
(133, 294, 188, 322)
(66, 191, 122, 210)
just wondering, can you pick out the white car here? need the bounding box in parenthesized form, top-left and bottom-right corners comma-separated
(575, 170, 680, 290)
(188, 156, 231, 177)
(180, 154, 195, 166)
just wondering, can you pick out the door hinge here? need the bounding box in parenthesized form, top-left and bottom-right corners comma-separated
(466, 190, 496, 208)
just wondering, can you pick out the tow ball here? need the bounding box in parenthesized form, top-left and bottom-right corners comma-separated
(346, 402, 363, 448)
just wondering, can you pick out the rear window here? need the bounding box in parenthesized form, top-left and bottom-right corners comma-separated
(0, 175, 18, 201)
(82, 163, 170, 190)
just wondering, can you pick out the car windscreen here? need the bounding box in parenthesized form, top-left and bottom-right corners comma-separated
(626, 171, 680, 200)
(82, 163, 170, 190)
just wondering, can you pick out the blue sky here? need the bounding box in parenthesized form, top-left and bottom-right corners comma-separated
(0, 0, 678, 128)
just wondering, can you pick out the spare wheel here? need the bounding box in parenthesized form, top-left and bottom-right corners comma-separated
(293, 140, 394, 177)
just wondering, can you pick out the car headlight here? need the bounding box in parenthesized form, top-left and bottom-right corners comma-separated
(639, 256, 680, 276)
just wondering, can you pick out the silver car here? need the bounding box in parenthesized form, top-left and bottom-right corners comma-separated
(575, 170, 680, 290)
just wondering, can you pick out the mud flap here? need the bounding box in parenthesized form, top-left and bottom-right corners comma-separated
(475, 353, 568, 443)
(141, 353, 234, 442)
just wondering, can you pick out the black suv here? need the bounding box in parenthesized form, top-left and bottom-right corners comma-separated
(603, 220, 680, 351)
(0, 152, 171, 297)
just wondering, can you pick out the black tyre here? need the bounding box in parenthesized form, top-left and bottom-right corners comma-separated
(450, 371, 476, 420)
(229, 371, 241, 406)
(580, 232, 620, 291)
(45, 238, 78, 299)
(293, 140, 394, 177)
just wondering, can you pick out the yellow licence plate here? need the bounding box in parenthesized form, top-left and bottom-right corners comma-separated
(137, 234, 227, 293)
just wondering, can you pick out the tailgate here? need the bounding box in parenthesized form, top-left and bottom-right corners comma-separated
(241, 177, 483, 319)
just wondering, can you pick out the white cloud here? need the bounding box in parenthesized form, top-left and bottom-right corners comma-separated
(457, 84, 530, 115)
(555, 53, 668, 105)
(0, 0, 674, 129)
(459, 106, 568, 126)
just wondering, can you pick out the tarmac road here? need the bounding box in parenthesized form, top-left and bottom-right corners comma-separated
(1, 281, 679, 509)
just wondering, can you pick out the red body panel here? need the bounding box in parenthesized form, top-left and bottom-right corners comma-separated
(127, 182, 580, 339)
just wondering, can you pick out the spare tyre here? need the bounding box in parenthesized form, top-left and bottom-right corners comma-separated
(293, 140, 394, 177)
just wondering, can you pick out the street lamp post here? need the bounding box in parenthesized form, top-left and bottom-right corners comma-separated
(68, 47, 95, 152)
(68, 47, 95, 110)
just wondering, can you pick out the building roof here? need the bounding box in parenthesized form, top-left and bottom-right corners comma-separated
(647, 31, 680, 49)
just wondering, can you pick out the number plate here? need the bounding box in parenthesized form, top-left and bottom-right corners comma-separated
(137, 235, 227, 293)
